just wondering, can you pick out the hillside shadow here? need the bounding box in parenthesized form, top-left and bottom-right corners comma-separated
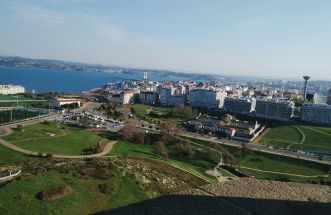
(93, 194, 331, 215)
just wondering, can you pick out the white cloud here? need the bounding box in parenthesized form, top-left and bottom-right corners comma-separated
(10, 2, 65, 28)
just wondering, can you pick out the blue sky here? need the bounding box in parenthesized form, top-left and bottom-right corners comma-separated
(0, 0, 331, 80)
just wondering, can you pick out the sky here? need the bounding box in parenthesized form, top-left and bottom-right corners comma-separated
(0, 0, 331, 80)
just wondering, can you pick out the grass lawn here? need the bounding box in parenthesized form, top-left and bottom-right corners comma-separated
(108, 141, 217, 182)
(0, 171, 151, 215)
(261, 125, 302, 148)
(179, 135, 330, 182)
(0, 94, 31, 100)
(0, 144, 34, 165)
(299, 126, 331, 150)
(3, 122, 109, 155)
(261, 125, 331, 151)
(131, 104, 195, 124)
(237, 152, 328, 176)
(0, 101, 49, 107)
(106, 174, 151, 209)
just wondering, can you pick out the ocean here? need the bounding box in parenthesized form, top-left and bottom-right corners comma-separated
(0, 66, 165, 93)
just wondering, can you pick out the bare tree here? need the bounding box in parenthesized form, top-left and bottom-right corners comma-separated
(154, 141, 169, 159)
(160, 122, 179, 135)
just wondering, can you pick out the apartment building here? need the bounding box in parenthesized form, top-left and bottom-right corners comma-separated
(301, 103, 331, 125)
(223, 97, 256, 115)
(0, 84, 25, 95)
(255, 98, 295, 121)
(189, 89, 227, 109)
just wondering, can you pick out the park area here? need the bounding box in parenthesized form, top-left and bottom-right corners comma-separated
(131, 104, 198, 124)
(1, 122, 109, 156)
(261, 124, 331, 153)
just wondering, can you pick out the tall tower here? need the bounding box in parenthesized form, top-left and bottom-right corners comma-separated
(143, 72, 148, 80)
(303, 76, 310, 101)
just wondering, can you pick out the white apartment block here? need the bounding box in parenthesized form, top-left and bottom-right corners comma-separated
(50, 97, 81, 108)
(301, 103, 331, 125)
(121, 89, 140, 104)
(224, 97, 256, 115)
(255, 99, 295, 121)
(189, 89, 227, 109)
(0, 84, 25, 95)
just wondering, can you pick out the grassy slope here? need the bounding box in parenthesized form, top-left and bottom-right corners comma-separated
(0, 144, 34, 165)
(180, 136, 330, 180)
(237, 152, 327, 176)
(261, 125, 301, 148)
(3, 123, 108, 155)
(0, 171, 150, 215)
(108, 141, 216, 182)
(131, 104, 193, 124)
(261, 125, 331, 151)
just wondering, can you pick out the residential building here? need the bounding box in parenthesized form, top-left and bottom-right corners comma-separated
(313, 93, 326, 104)
(301, 103, 331, 125)
(159, 87, 174, 106)
(139, 91, 159, 105)
(327, 89, 331, 105)
(255, 99, 295, 121)
(186, 116, 235, 137)
(169, 94, 186, 107)
(223, 97, 256, 115)
(229, 120, 265, 142)
(189, 89, 227, 109)
(0, 84, 25, 95)
(121, 89, 140, 104)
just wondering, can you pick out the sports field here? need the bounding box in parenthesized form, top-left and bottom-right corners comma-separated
(261, 125, 331, 152)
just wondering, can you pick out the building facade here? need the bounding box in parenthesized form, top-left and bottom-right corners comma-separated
(255, 99, 295, 121)
(223, 97, 256, 115)
(301, 103, 331, 125)
(121, 89, 140, 104)
(327, 89, 331, 105)
(139, 91, 159, 105)
(0, 84, 25, 95)
(158, 87, 174, 106)
(50, 98, 81, 108)
(189, 89, 227, 109)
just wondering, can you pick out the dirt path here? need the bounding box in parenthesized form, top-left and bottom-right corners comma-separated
(0, 137, 117, 159)
(287, 125, 305, 149)
(252, 127, 270, 144)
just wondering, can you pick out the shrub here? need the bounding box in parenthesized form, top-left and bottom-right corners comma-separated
(98, 183, 113, 194)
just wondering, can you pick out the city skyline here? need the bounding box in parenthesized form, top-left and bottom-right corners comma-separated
(1, 0, 331, 79)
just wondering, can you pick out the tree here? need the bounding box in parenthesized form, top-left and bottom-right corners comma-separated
(160, 122, 178, 135)
(16, 124, 24, 131)
(175, 141, 194, 159)
(121, 124, 145, 144)
(154, 141, 169, 159)
(121, 124, 135, 140)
